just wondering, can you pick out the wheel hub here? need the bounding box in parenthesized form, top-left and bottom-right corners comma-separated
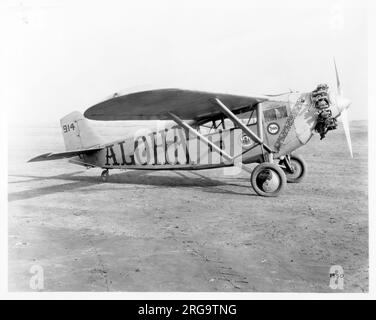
(257, 169, 281, 193)
(287, 161, 302, 179)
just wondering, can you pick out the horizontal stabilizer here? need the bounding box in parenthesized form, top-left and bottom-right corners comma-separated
(28, 147, 102, 163)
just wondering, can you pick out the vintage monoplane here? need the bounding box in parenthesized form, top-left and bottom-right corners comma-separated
(29, 62, 352, 196)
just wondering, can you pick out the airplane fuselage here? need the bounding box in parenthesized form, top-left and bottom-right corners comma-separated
(75, 91, 319, 170)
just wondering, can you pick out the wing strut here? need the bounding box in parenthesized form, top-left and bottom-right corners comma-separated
(167, 112, 234, 163)
(213, 98, 273, 153)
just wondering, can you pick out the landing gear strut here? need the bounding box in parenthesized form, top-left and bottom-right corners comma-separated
(278, 154, 306, 183)
(101, 169, 110, 182)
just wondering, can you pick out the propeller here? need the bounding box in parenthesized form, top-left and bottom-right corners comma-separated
(334, 58, 353, 158)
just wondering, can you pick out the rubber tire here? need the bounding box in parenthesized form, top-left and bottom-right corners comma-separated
(281, 154, 306, 183)
(250, 163, 287, 197)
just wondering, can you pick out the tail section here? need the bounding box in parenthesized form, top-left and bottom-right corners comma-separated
(60, 111, 103, 151)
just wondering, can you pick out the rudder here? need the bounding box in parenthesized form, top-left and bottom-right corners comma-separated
(60, 111, 102, 151)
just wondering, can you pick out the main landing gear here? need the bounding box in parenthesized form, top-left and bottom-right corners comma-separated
(101, 169, 110, 182)
(249, 154, 306, 196)
(250, 162, 287, 197)
(278, 154, 306, 183)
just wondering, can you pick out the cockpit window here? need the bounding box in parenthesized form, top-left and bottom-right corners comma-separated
(240, 110, 257, 126)
(199, 110, 257, 134)
(199, 119, 235, 134)
(263, 106, 288, 122)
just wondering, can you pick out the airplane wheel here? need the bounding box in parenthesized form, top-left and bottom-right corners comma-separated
(250, 163, 286, 197)
(280, 154, 306, 183)
(101, 170, 109, 182)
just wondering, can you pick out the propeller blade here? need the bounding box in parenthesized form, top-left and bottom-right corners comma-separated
(334, 58, 343, 95)
(340, 109, 353, 158)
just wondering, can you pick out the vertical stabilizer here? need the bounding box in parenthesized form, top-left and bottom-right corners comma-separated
(60, 111, 102, 151)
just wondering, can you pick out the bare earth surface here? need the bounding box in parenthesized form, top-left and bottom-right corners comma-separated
(8, 121, 368, 292)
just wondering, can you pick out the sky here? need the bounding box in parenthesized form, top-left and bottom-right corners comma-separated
(1, 0, 368, 126)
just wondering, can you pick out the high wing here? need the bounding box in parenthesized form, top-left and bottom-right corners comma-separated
(84, 88, 270, 121)
(28, 147, 102, 163)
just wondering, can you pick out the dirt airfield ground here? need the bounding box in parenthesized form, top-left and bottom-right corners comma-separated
(8, 121, 368, 292)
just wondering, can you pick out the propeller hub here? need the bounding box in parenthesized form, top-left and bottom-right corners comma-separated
(333, 58, 353, 157)
(336, 95, 351, 114)
(327, 91, 351, 118)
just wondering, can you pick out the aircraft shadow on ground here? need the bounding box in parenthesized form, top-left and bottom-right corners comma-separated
(8, 170, 252, 202)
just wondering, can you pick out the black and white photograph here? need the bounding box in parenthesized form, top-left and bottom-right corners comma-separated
(1, 0, 374, 300)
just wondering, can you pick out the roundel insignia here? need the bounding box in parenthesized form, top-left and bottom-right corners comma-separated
(267, 122, 280, 135)
(240, 134, 253, 148)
